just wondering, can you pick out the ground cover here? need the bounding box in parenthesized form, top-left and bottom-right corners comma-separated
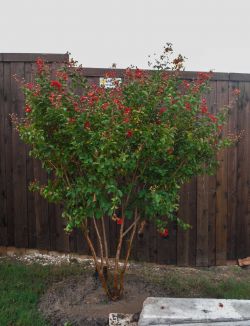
(0, 255, 249, 326)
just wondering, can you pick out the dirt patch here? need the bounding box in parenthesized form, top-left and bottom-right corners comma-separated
(39, 274, 166, 326)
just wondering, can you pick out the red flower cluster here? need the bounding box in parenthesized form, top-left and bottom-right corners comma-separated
(25, 105, 32, 113)
(105, 71, 116, 78)
(68, 117, 76, 123)
(36, 58, 44, 74)
(116, 218, 123, 225)
(25, 82, 34, 90)
(126, 130, 133, 138)
(50, 80, 62, 91)
(197, 71, 213, 81)
(124, 107, 131, 115)
(159, 228, 169, 238)
(192, 71, 213, 94)
(159, 107, 167, 114)
(49, 92, 62, 108)
(86, 91, 99, 106)
(101, 102, 109, 110)
(84, 121, 91, 129)
(56, 71, 68, 81)
(124, 68, 144, 80)
(123, 117, 130, 123)
(135, 68, 143, 78)
(200, 98, 208, 114)
(49, 92, 55, 105)
(125, 68, 133, 78)
(208, 113, 217, 123)
(182, 80, 190, 89)
(217, 125, 223, 133)
(185, 102, 191, 111)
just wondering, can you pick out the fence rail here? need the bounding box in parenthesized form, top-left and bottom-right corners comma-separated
(0, 53, 250, 266)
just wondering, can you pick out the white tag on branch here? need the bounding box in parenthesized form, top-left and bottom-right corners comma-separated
(100, 77, 122, 88)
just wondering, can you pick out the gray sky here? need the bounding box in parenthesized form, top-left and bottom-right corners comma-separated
(0, 0, 249, 73)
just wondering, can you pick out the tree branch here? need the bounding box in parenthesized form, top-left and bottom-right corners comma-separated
(93, 217, 104, 270)
(101, 216, 110, 269)
(122, 216, 140, 238)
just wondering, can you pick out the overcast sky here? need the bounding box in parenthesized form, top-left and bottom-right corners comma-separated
(0, 0, 249, 73)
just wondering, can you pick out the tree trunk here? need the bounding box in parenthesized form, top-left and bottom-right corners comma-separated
(81, 209, 139, 301)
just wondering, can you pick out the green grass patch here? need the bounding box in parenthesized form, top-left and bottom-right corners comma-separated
(0, 258, 88, 326)
(141, 265, 250, 300)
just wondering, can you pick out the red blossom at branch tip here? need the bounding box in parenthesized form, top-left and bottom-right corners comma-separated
(124, 107, 131, 115)
(159, 107, 167, 114)
(50, 80, 62, 91)
(123, 117, 130, 123)
(84, 121, 91, 129)
(25, 105, 32, 113)
(135, 68, 143, 78)
(36, 58, 44, 74)
(126, 130, 133, 138)
(68, 117, 76, 123)
(159, 228, 169, 238)
(208, 114, 217, 123)
(25, 83, 34, 90)
(101, 103, 109, 110)
(185, 103, 191, 111)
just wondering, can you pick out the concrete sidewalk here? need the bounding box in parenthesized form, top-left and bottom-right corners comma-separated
(138, 297, 250, 325)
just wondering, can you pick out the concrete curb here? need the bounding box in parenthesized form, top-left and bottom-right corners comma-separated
(138, 298, 250, 325)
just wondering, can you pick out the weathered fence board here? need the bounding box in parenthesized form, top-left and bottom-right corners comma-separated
(0, 53, 250, 265)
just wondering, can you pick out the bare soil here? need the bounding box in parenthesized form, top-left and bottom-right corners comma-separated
(39, 273, 166, 326)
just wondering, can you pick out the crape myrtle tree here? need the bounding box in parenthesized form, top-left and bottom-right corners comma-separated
(13, 44, 238, 301)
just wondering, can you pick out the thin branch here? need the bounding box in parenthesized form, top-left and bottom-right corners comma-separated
(122, 216, 140, 238)
(81, 223, 110, 298)
(101, 216, 110, 269)
(120, 208, 139, 294)
(93, 217, 104, 270)
(113, 203, 126, 295)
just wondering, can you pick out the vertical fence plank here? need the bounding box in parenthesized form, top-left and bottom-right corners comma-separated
(177, 183, 189, 266)
(196, 175, 209, 266)
(0, 62, 7, 245)
(11, 62, 29, 248)
(227, 81, 239, 260)
(76, 226, 89, 255)
(157, 219, 177, 265)
(207, 81, 217, 266)
(135, 220, 151, 262)
(48, 203, 57, 250)
(196, 80, 218, 267)
(25, 62, 37, 248)
(4, 63, 15, 246)
(236, 81, 246, 259)
(215, 80, 229, 265)
(33, 160, 49, 249)
(245, 82, 250, 257)
(236, 81, 250, 259)
(177, 178, 197, 266)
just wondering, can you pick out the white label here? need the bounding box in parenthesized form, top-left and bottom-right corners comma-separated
(100, 77, 122, 89)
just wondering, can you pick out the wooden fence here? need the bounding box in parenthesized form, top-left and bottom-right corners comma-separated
(0, 53, 250, 266)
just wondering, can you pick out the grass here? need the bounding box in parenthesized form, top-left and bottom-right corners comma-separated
(0, 257, 250, 326)
(140, 264, 250, 300)
(0, 258, 89, 326)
